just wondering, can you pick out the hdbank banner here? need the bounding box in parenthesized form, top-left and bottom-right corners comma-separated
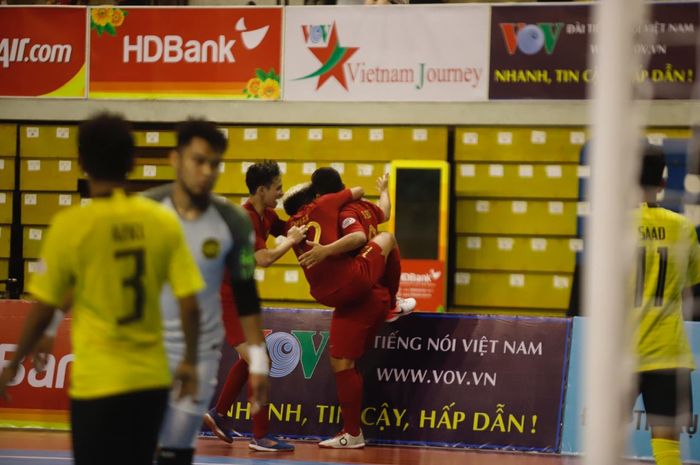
(214, 310, 570, 450)
(490, 3, 698, 99)
(0, 301, 71, 430)
(562, 317, 700, 460)
(0, 6, 87, 98)
(89, 7, 282, 99)
(283, 5, 490, 102)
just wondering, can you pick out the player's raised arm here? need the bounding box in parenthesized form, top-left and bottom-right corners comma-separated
(376, 173, 391, 222)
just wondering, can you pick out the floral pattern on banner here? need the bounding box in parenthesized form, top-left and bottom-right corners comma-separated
(244, 69, 280, 100)
(91, 8, 127, 37)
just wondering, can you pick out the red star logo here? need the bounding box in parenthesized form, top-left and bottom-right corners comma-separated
(299, 22, 358, 91)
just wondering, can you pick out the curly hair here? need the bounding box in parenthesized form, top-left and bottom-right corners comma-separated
(78, 112, 134, 182)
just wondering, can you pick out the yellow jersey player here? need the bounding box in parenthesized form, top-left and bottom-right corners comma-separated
(0, 113, 205, 465)
(633, 144, 700, 465)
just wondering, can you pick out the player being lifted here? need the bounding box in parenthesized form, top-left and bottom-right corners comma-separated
(282, 169, 413, 448)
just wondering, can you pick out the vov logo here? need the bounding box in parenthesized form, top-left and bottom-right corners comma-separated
(302, 24, 333, 47)
(499, 23, 564, 55)
(265, 330, 329, 379)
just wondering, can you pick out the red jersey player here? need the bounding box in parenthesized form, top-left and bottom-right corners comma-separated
(204, 161, 306, 452)
(282, 177, 408, 449)
(301, 167, 415, 322)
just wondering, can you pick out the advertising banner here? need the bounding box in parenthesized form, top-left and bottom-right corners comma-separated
(489, 3, 697, 99)
(215, 310, 571, 451)
(283, 5, 490, 102)
(88, 7, 282, 99)
(0, 300, 70, 430)
(561, 317, 700, 460)
(397, 259, 446, 313)
(0, 302, 569, 451)
(0, 6, 87, 98)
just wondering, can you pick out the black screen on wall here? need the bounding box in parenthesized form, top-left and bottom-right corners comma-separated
(395, 168, 440, 260)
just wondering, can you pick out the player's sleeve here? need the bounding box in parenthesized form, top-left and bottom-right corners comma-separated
(245, 209, 268, 251)
(269, 210, 287, 238)
(339, 207, 365, 236)
(216, 200, 262, 317)
(27, 217, 74, 307)
(319, 188, 353, 211)
(685, 222, 700, 286)
(166, 216, 205, 298)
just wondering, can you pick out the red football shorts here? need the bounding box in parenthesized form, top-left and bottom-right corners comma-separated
(221, 279, 246, 348)
(312, 243, 386, 309)
(329, 285, 391, 360)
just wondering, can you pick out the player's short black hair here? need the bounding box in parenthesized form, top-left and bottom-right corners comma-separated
(640, 144, 666, 187)
(246, 160, 280, 194)
(176, 118, 227, 154)
(282, 182, 315, 216)
(78, 112, 134, 182)
(311, 167, 345, 195)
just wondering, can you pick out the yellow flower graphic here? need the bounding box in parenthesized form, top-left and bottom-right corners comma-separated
(246, 78, 262, 96)
(111, 9, 125, 27)
(258, 78, 280, 100)
(91, 8, 113, 27)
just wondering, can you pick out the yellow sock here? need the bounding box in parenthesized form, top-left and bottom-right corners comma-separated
(651, 438, 682, 465)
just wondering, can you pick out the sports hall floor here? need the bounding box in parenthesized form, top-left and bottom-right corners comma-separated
(0, 430, 652, 465)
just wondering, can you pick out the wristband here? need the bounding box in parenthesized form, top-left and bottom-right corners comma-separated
(248, 343, 270, 375)
(44, 310, 64, 337)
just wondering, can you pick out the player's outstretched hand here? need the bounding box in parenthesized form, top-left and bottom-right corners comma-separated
(376, 173, 389, 193)
(299, 241, 330, 268)
(248, 373, 270, 415)
(0, 364, 18, 401)
(287, 225, 308, 245)
(32, 335, 56, 372)
(173, 361, 198, 401)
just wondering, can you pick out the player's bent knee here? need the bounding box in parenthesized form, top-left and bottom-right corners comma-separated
(370, 232, 396, 256)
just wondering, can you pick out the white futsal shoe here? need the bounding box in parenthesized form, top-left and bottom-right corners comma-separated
(386, 297, 416, 323)
(318, 429, 365, 449)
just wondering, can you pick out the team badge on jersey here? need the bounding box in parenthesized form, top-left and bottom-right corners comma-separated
(202, 238, 221, 259)
(341, 217, 357, 229)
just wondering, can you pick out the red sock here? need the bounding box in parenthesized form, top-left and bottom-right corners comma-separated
(248, 384, 270, 439)
(215, 358, 249, 415)
(384, 247, 402, 309)
(335, 368, 363, 436)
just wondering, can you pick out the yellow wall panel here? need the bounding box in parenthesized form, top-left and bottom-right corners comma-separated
(223, 127, 447, 161)
(455, 236, 577, 273)
(255, 265, 313, 301)
(455, 163, 579, 199)
(0, 192, 12, 223)
(20, 159, 79, 191)
(128, 162, 175, 181)
(19, 125, 78, 158)
(0, 259, 8, 281)
(0, 225, 10, 258)
(455, 127, 584, 163)
(0, 157, 14, 190)
(21, 192, 80, 225)
(0, 124, 16, 156)
(214, 162, 248, 194)
(133, 130, 177, 148)
(22, 226, 48, 259)
(455, 199, 578, 235)
(453, 271, 572, 309)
